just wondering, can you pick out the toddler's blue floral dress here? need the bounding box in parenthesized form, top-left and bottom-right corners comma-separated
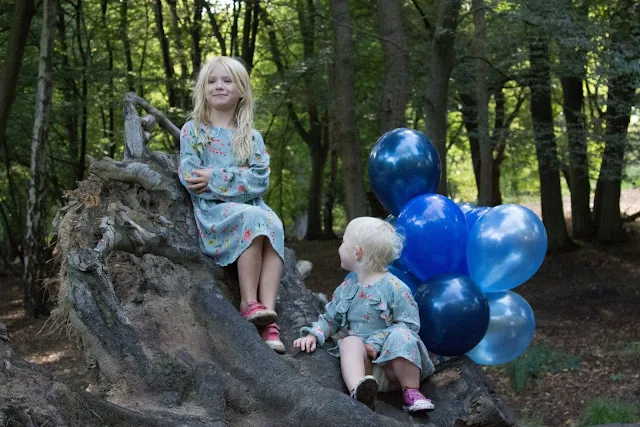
(301, 273, 435, 379)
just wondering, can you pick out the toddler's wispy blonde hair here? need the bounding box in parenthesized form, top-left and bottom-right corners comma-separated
(189, 56, 255, 165)
(347, 217, 404, 272)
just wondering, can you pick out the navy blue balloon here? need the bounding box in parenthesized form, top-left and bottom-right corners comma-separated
(368, 128, 441, 216)
(388, 265, 421, 295)
(465, 207, 491, 231)
(467, 204, 547, 293)
(414, 274, 489, 356)
(396, 194, 468, 282)
(466, 291, 535, 365)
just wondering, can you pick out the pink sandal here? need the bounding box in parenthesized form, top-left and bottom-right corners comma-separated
(240, 302, 277, 326)
(260, 323, 285, 354)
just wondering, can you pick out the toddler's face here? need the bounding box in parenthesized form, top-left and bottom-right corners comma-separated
(339, 227, 358, 272)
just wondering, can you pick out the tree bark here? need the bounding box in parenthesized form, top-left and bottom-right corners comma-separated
(37, 93, 516, 427)
(377, 0, 409, 133)
(473, 0, 493, 207)
(167, 0, 190, 111)
(528, 29, 572, 253)
(152, 0, 177, 110)
(424, 0, 463, 196)
(191, 0, 204, 73)
(0, 0, 36, 221)
(23, 0, 59, 317)
(593, 0, 638, 242)
(120, 0, 136, 93)
(101, 0, 117, 158)
(331, 0, 368, 220)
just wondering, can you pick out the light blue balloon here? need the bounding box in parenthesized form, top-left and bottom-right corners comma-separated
(466, 204, 547, 293)
(457, 202, 477, 214)
(466, 291, 535, 365)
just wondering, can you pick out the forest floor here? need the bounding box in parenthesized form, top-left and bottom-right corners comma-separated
(1, 190, 640, 427)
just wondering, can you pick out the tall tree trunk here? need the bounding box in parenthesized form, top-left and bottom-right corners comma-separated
(191, 0, 204, 73)
(331, 0, 368, 220)
(424, 0, 463, 196)
(101, 0, 117, 158)
(241, 0, 261, 73)
(377, 0, 409, 133)
(558, 2, 592, 239)
(593, 1, 638, 242)
(528, 30, 572, 253)
(75, 0, 89, 183)
(167, 0, 189, 111)
(205, 2, 227, 56)
(152, 0, 177, 109)
(120, 0, 136, 92)
(458, 92, 481, 193)
(24, 0, 58, 317)
(473, 0, 492, 206)
(0, 0, 36, 221)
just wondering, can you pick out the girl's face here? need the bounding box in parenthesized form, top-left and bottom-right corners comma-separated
(339, 227, 360, 272)
(206, 63, 241, 114)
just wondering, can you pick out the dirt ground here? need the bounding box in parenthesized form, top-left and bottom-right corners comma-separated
(2, 191, 640, 426)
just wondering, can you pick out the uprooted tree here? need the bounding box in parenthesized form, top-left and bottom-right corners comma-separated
(0, 94, 516, 427)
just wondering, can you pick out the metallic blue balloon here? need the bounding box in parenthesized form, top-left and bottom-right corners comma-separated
(457, 202, 477, 214)
(466, 291, 535, 365)
(414, 274, 489, 356)
(388, 265, 421, 295)
(465, 207, 491, 231)
(368, 128, 441, 216)
(396, 194, 468, 282)
(467, 204, 547, 293)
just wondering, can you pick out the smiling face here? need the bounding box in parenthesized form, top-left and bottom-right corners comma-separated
(205, 63, 242, 114)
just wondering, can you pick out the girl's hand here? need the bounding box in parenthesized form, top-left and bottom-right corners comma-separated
(293, 335, 318, 353)
(185, 168, 213, 193)
(364, 343, 377, 360)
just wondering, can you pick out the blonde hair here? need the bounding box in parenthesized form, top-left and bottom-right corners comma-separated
(189, 56, 255, 165)
(347, 217, 404, 272)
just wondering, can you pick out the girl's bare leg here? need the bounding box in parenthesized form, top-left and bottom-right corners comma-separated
(237, 236, 264, 309)
(258, 241, 282, 311)
(388, 357, 420, 390)
(339, 336, 369, 392)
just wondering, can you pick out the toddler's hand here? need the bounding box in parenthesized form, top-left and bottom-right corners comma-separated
(293, 335, 318, 353)
(185, 168, 213, 193)
(364, 343, 377, 359)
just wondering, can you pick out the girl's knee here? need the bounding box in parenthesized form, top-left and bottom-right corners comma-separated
(340, 336, 364, 347)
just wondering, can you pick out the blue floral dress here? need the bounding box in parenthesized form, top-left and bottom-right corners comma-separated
(301, 273, 435, 380)
(178, 121, 284, 266)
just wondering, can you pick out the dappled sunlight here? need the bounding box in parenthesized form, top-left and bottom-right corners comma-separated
(26, 350, 66, 365)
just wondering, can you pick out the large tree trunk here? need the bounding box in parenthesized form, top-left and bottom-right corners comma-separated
(377, 0, 409, 133)
(528, 30, 573, 253)
(120, 0, 136, 93)
(473, 0, 492, 207)
(424, 0, 463, 196)
(21, 94, 516, 426)
(331, 0, 368, 220)
(0, 0, 36, 224)
(152, 0, 177, 114)
(593, 0, 638, 242)
(23, 0, 59, 317)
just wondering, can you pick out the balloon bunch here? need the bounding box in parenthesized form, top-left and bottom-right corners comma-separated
(369, 128, 547, 365)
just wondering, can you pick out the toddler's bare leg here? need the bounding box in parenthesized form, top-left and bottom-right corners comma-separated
(389, 357, 420, 390)
(237, 236, 264, 309)
(258, 241, 283, 311)
(339, 336, 369, 392)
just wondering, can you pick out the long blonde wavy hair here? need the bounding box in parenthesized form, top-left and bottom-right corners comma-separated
(189, 56, 255, 165)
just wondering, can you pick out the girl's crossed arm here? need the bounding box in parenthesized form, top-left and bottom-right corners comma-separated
(179, 124, 270, 203)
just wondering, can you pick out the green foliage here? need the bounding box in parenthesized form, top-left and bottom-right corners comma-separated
(506, 343, 580, 393)
(576, 398, 639, 426)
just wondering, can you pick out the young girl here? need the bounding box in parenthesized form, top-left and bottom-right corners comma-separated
(293, 217, 435, 412)
(178, 56, 285, 354)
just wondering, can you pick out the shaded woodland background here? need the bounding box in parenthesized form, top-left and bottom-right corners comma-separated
(0, 0, 639, 425)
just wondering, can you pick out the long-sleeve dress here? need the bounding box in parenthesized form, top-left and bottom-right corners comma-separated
(178, 121, 284, 266)
(301, 273, 435, 380)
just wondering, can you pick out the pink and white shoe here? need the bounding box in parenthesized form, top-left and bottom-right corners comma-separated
(260, 323, 285, 354)
(402, 388, 434, 412)
(240, 302, 277, 326)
